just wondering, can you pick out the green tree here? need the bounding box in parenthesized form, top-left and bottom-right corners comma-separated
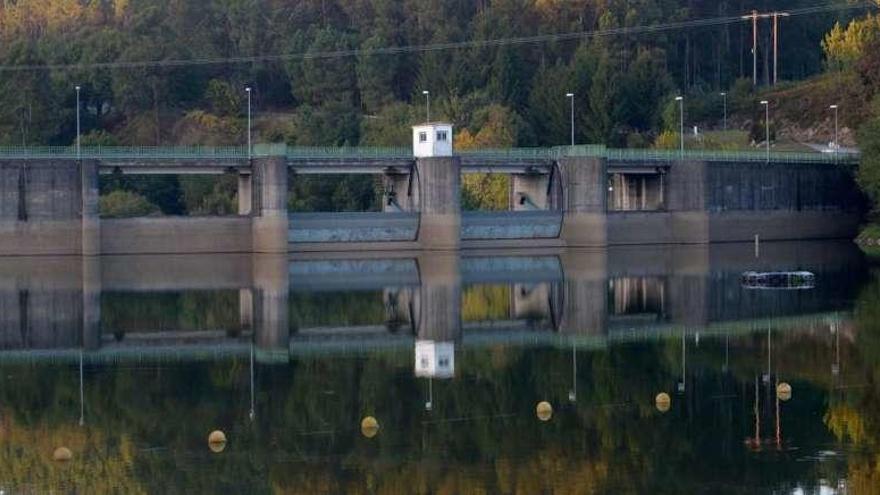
(527, 62, 572, 146)
(857, 115, 880, 211)
(99, 190, 160, 218)
(357, 34, 399, 113)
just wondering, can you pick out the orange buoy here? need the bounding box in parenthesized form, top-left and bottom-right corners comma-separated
(361, 416, 380, 438)
(655, 392, 672, 413)
(53, 447, 73, 462)
(208, 430, 227, 453)
(536, 401, 553, 421)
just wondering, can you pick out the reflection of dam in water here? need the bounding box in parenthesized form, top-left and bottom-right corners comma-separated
(0, 241, 866, 364)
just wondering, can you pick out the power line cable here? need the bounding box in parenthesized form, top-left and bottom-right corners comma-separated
(0, 1, 873, 72)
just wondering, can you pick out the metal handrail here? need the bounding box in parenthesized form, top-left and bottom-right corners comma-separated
(286, 146, 411, 159)
(604, 147, 859, 164)
(0, 145, 249, 159)
(0, 144, 859, 164)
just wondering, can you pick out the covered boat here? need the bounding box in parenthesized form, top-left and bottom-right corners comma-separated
(741, 271, 815, 290)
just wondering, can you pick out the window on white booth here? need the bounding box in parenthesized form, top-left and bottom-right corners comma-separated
(419, 132, 428, 143)
(436, 131, 448, 142)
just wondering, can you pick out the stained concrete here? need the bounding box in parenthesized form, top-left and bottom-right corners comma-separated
(81, 160, 101, 256)
(252, 156, 289, 253)
(238, 173, 253, 215)
(558, 157, 607, 247)
(102, 217, 252, 254)
(511, 173, 550, 210)
(384, 173, 418, 212)
(416, 157, 461, 250)
(416, 254, 460, 341)
(0, 161, 84, 255)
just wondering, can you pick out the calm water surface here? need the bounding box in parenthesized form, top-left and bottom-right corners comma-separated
(1, 242, 879, 494)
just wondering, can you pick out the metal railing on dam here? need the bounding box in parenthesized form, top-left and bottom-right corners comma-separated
(0, 144, 859, 165)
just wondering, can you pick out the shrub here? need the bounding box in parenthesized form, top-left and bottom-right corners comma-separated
(99, 190, 160, 218)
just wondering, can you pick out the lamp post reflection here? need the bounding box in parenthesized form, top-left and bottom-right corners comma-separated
(569, 345, 577, 403)
(678, 332, 686, 394)
(79, 348, 85, 427)
(249, 339, 255, 422)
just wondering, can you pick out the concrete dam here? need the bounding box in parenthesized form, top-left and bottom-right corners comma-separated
(0, 142, 861, 256)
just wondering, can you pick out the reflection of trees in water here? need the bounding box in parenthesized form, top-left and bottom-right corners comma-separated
(828, 269, 880, 491)
(101, 291, 239, 337)
(462, 284, 511, 322)
(1, 323, 874, 493)
(290, 291, 388, 329)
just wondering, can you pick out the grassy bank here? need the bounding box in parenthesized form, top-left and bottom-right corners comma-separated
(856, 224, 880, 258)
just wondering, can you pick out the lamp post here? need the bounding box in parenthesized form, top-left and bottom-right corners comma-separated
(720, 92, 728, 131)
(830, 104, 839, 152)
(761, 100, 770, 162)
(422, 90, 430, 123)
(675, 96, 684, 157)
(75, 85, 81, 161)
(245, 87, 252, 160)
(566, 93, 575, 147)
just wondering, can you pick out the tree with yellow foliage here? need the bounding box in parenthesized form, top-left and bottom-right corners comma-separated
(458, 105, 526, 210)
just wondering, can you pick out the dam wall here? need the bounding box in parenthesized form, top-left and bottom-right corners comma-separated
(0, 148, 861, 255)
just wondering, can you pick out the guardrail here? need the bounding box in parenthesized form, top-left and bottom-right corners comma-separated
(0, 144, 860, 164)
(285, 146, 411, 160)
(603, 147, 859, 164)
(0, 145, 249, 160)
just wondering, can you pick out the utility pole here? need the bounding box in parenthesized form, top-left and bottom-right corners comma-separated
(771, 12, 790, 85)
(741, 11, 789, 86)
(742, 10, 759, 86)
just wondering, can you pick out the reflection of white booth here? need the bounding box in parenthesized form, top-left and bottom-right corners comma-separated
(414, 340, 455, 378)
(412, 123, 454, 157)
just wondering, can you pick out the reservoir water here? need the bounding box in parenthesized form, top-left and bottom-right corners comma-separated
(1, 241, 878, 493)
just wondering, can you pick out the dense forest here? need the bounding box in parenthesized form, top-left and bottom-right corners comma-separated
(0, 0, 866, 149)
(4, 1, 880, 214)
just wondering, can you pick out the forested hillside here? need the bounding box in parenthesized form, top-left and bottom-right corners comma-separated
(0, 0, 865, 149)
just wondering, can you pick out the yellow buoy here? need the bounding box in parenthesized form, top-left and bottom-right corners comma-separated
(536, 401, 553, 421)
(655, 392, 672, 413)
(208, 430, 227, 453)
(777, 382, 792, 401)
(53, 447, 72, 462)
(361, 416, 380, 438)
